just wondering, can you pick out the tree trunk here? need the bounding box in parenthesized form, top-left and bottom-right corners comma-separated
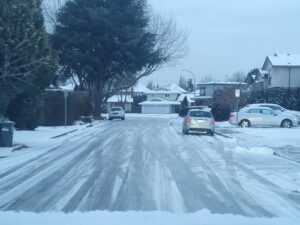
(93, 87, 104, 118)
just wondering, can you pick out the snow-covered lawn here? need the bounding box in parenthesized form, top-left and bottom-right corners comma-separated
(216, 121, 300, 162)
(0, 121, 106, 158)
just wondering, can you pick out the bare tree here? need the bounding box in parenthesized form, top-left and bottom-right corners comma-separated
(178, 75, 187, 90)
(100, 15, 189, 103)
(42, 0, 67, 29)
(201, 75, 214, 83)
(226, 71, 246, 82)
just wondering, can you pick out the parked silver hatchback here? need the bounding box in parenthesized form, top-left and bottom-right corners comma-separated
(182, 109, 215, 136)
(108, 107, 125, 120)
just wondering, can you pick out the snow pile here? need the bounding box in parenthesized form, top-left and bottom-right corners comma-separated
(229, 146, 274, 156)
(0, 210, 299, 225)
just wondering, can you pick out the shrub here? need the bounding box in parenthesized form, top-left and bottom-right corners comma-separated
(43, 90, 92, 126)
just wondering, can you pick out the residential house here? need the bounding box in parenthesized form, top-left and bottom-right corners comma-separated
(260, 53, 300, 89)
(139, 84, 186, 114)
(106, 84, 150, 112)
(197, 82, 248, 98)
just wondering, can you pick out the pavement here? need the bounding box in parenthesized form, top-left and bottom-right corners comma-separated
(0, 115, 300, 217)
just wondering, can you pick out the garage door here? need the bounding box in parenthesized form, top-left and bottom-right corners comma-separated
(142, 105, 171, 114)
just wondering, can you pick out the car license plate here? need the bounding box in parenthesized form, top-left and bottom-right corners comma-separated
(196, 119, 204, 123)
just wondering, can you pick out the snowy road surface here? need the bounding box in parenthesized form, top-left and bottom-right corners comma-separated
(0, 116, 300, 217)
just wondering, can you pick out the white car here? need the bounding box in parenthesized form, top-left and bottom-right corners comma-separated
(108, 107, 125, 120)
(229, 107, 299, 128)
(246, 103, 300, 124)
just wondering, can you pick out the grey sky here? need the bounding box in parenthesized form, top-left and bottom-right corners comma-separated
(141, 0, 300, 85)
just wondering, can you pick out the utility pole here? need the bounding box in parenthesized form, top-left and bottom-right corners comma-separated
(288, 67, 291, 95)
(64, 90, 69, 128)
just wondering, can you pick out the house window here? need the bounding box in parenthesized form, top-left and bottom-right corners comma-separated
(165, 94, 170, 97)
(200, 87, 206, 96)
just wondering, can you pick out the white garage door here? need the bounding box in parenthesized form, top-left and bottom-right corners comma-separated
(142, 105, 172, 114)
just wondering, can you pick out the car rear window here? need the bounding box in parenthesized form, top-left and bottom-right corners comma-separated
(189, 111, 212, 118)
(111, 108, 122, 111)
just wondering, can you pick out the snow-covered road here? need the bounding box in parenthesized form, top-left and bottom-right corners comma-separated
(0, 116, 299, 217)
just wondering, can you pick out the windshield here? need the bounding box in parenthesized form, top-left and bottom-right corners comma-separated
(1, 0, 300, 224)
(111, 108, 122, 112)
(190, 111, 212, 118)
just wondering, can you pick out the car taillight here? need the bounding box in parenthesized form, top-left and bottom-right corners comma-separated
(210, 119, 215, 125)
(186, 117, 191, 125)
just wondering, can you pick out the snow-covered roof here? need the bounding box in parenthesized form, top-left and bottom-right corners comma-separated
(198, 81, 247, 86)
(132, 83, 150, 93)
(168, 84, 188, 93)
(177, 94, 195, 102)
(259, 69, 269, 75)
(139, 98, 180, 106)
(266, 53, 300, 67)
(107, 95, 133, 103)
(146, 84, 186, 94)
(59, 83, 75, 91)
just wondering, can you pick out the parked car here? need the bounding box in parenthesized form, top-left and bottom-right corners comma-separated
(179, 106, 211, 117)
(229, 107, 299, 128)
(108, 107, 125, 120)
(182, 109, 215, 136)
(246, 103, 300, 124)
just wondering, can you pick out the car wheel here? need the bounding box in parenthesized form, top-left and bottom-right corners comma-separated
(240, 120, 250, 128)
(182, 129, 189, 135)
(122, 117, 125, 120)
(209, 131, 215, 136)
(281, 119, 292, 128)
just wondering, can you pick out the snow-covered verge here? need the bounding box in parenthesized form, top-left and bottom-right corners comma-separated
(0, 210, 299, 225)
(216, 121, 300, 162)
(0, 122, 105, 158)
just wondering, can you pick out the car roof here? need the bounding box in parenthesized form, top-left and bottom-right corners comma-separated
(189, 109, 211, 112)
(248, 103, 280, 107)
(243, 106, 274, 111)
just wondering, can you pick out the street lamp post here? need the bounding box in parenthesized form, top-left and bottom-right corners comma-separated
(64, 90, 69, 128)
(182, 69, 197, 106)
(252, 74, 256, 102)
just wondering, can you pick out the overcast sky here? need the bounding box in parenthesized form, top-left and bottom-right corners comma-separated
(141, 0, 300, 85)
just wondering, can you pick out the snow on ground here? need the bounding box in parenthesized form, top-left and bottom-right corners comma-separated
(1, 115, 300, 224)
(216, 121, 300, 162)
(0, 121, 108, 161)
(0, 210, 299, 225)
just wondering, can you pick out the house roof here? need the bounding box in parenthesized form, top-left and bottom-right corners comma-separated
(264, 53, 300, 67)
(107, 95, 133, 103)
(146, 83, 186, 94)
(198, 81, 247, 86)
(177, 94, 195, 102)
(132, 83, 150, 93)
(139, 98, 180, 106)
(168, 84, 188, 93)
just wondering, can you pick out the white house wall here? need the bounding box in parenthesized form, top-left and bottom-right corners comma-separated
(147, 93, 179, 101)
(270, 67, 300, 88)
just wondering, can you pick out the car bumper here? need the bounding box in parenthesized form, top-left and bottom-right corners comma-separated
(185, 124, 215, 132)
(188, 128, 213, 133)
(109, 114, 124, 118)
